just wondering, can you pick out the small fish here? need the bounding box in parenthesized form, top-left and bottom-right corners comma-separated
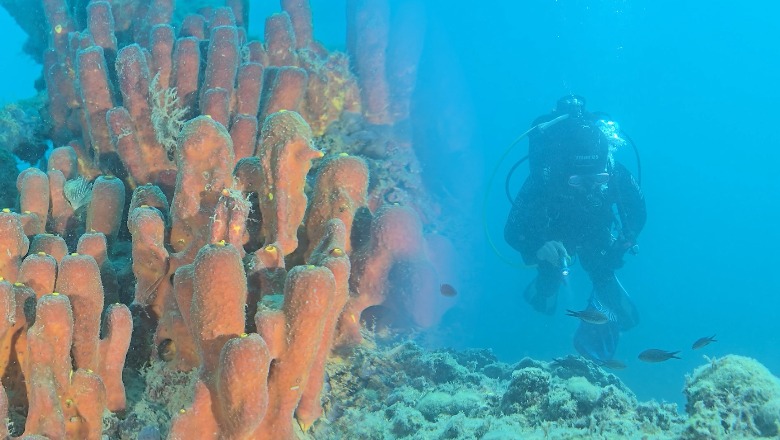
(638, 349, 681, 363)
(597, 359, 627, 370)
(692, 335, 717, 350)
(440, 283, 457, 297)
(565, 308, 609, 325)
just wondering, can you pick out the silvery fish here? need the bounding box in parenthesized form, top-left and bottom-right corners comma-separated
(565, 308, 609, 325)
(638, 349, 681, 363)
(597, 359, 627, 370)
(692, 335, 717, 350)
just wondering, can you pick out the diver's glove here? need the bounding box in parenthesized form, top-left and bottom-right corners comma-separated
(536, 241, 570, 267)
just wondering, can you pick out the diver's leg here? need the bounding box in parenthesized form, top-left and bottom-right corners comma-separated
(574, 320, 620, 361)
(591, 273, 640, 331)
(523, 264, 562, 315)
(573, 272, 640, 361)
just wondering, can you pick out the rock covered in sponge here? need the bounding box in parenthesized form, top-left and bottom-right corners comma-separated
(683, 355, 780, 438)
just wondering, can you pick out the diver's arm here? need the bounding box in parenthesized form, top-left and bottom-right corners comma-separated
(504, 176, 548, 265)
(612, 161, 646, 245)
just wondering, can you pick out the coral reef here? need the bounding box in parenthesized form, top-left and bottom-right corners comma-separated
(0, 97, 48, 165)
(682, 355, 780, 439)
(319, 339, 780, 439)
(0, 0, 458, 438)
(2, 1, 775, 439)
(320, 338, 685, 439)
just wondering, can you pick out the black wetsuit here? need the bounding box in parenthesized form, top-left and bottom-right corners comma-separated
(505, 161, 645, 286)
(504, 113, 646, 331)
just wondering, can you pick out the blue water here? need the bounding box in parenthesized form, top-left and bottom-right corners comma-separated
(2, 0, 778, 410)
(420, 0, 780, 407)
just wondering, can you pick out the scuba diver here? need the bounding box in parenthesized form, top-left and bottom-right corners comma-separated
(504, 95, 646, 362)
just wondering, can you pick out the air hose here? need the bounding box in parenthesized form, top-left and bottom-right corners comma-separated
(483, 114, 569, 267)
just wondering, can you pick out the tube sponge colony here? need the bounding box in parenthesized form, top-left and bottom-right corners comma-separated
(0, 0, 458, 438)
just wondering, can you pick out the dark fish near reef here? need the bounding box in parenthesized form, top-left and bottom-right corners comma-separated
(597, 359, 627, 370)
(565, 308, 609, 325)
(638, 349, 681, 363)
(440, 283, 457, 297)
(692, 335, 717, 350)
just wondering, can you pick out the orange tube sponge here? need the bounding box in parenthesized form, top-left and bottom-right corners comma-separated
(150, 24, 175, 89)
(180, 14, 206, 39)
(23, 290, 118, 439)
(201, 87, 230, 127)
(208, 189, 251, 256)
(229, 114, 259, 159)
(281, 0, 313, 49)
(235, 62, 264, 117)
(86, 175, 126, 243)
(47, 170, 77, 236)
(296, 219, 352, 431)
(255, 110, 322, 255)
(214, 334, 271, 437)
(18, 252, 57, 298)
(169, 333, 271, 440)
(254, 265, 336, 438)
(0, 282, 32, 409)
(172, 36, 201, 115)
(54, 254, 104, 371)
(0, 280, 17, 365)
(86, 1, 117, 53)
(66, 369, 107, 439)
(98, 303, 132, 411)
(77, 232, 120, 304)
(190, 242, 247, 378)
(76, 46, 117, 166)
(128, 206, 170, 313)
(347, 0, 391, 124)
(17, 168, 50, 235)
(48, 146, 79, 179)
(201, 26, 240, 112)
(265, 12, 298, 66)
(208, 7, 237, 33)
(24, 293, 74, 438)
(305, 153, 369, 258)
(0, 387, 7, 439)
(338, 204, 424, 345)
(159, 263, 200, 370)
(169, 116, 236, 255)
(259, 66, 308, 118)
(0, 211, 29, 283)
(41, 0, 76, 53)
(116, 44, 173, 181)
(225, 0, 248, 28)
(28, 233, 68, 264)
